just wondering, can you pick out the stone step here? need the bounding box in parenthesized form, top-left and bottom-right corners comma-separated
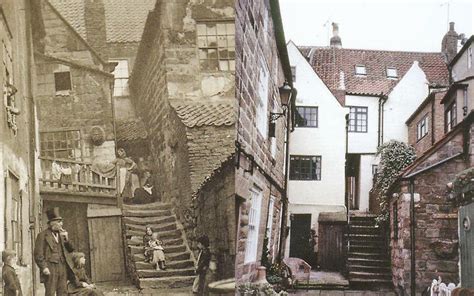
(133, 252, 191, 262)
(139, 275, 195, 289)
(347, 252, 386, 259)
(129, 244, 187, 255)
(348, 264, 391, 273)
(126, 229, 182, 240)
(136, 259, 194, 270)
(128, 236, 183, 247)
(349, 277, 392, 284)
(123, 202, 173, 211)
(125, 222, 177, 233)
(349, 225, 382, 234)
(349, 271, 391, 280)
(137, 268, 195, 278)
(123, 215, 176, 226)
(123, 208, 173, 217)
(348, 258, 390, 267)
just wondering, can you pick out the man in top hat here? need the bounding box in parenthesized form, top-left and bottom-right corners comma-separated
(34, 207, 74, 296)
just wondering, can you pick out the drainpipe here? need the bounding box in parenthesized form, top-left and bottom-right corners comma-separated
(378, 94, 388, 146)
(278, 88, 295, 262)
(409, 179, 416, 296)
(431, 93, 436, 145)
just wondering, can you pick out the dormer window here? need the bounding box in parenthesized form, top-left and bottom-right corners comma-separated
(386, 67, 398, 78)
(355, 65, 366, 76)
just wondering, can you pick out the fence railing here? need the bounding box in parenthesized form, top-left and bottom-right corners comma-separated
(39, 157, 117, 197)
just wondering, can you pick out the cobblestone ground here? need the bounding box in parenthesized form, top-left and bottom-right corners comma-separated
(289, 290, 397, 296)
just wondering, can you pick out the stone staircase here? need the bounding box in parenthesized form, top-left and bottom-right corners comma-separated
(347, 213, 392, 288)
(122, 202, 196, 290)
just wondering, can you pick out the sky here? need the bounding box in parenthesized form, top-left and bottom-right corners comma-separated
(279, 0, 474, 52)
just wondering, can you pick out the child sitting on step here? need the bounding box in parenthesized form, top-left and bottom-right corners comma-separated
(148, 232, 166, 271)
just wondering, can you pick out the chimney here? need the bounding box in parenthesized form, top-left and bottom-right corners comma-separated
(84, 0, 108, 59)
(330, 22, 342, 48)
(441, 22, 458, 64)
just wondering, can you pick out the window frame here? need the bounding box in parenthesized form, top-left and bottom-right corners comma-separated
(5, 170, 23, 263)
(386, 67, 398, 78)
(289, 155, 322, 181)
(416, 113, 429, 141)
(468, 47, 472, 69)
(355, 65, 367, 76)
(348, 106, 368, 133)
(291, 66, 296, 82)
(54, 71, 72, 93)
(40, 130, 82, 160)
(196, 20, 235, 72)
(445, 100, 457, 133)
(244, 187, 263, 264)
(295, 106, 318, 128)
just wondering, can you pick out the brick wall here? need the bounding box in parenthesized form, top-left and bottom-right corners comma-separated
(193, 160, 236, 280)
(390, 116, 474, 293)
(408, 90, 446, 156)
(235, 0, 288, 282)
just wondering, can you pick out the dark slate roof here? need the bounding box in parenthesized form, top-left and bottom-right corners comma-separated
(48, 0, 155, 43)
(172, 103, 235, 128)
(116, 118, 148, 142)
(298, 46, 449, 97)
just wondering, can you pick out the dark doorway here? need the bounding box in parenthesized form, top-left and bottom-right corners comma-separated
(346, 154, 361, 210)
(289, 214, 312, 264)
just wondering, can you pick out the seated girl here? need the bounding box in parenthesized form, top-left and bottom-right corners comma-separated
(148, 232, 166, 271)
(68, 252, 104, 296)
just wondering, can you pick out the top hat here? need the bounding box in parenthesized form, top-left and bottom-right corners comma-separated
(46, 207, 63, 222)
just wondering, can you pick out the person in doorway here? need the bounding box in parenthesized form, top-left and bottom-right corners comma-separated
(67, 252, 104, 296)
(193, 235, 211, 295)
(132, 177, 157, 204)
(34, 207, 75, 296)
(2, 250, 22, 296)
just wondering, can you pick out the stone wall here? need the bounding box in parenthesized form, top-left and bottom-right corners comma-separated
(390, 117, 474, 293)
(235, 0, 288, 282)
(193, 160, 236, 281)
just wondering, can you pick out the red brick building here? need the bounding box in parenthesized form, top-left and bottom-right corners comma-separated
(235, 0, 294, 282)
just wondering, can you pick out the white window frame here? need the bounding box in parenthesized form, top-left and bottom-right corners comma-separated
(110, 59, 130, 96)
(355, 65, 366, 75)
(265, 196, 275, 251)
(245, 187, 263, 264)
(291, 66, 296, 82)
(416, 114, 429, 141)
(256, 61, 269, 136)
(386, 67, 398, 78)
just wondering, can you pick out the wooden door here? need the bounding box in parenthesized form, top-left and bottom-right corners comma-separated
(289, 214, 312, 264)
(459, 202, 474, 288)
(318, 222, 344, 271)
(87, 206, 125, 282)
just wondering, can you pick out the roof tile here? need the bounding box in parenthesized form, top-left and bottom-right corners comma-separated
(172, 103, 235, 128)
(116, 118, 148, 142)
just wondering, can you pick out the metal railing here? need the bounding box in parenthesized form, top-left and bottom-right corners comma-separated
(39, 157, 117, 197)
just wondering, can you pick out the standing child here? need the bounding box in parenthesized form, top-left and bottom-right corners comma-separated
(148, 232, 166, 270)
(2, 250, 22, 296)
(193, 235, 211, 295)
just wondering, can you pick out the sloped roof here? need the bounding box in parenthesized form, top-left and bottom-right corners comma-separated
(298, 46, 449, 97)
(48, 0, 155, 43)
(116, 118, 148, 142)
(172, 103, 235, 128)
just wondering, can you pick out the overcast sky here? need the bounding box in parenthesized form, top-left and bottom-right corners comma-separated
(280, 0, 473, 52)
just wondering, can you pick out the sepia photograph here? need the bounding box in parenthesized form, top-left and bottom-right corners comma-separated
(0, 0, 472, 295)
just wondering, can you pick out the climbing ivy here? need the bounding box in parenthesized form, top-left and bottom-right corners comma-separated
(374, 140, 416, 223)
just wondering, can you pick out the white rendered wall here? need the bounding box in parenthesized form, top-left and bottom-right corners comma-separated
(346, 95, 379, 153)
(383, 61, 429, 143)
(287, 41, 347, 207)
(358, 154, 378, 212)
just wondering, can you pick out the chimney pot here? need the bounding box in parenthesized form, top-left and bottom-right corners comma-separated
(449, 22, 455, 31)
(330, 22, 342, 48)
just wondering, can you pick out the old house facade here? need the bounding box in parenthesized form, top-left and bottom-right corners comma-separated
(235, 0, 294, 282)
(389, 32, 474, 294)
(127, 0, 236, 289)
(34, 0, 126, 284)
(0, 1, 44, 294)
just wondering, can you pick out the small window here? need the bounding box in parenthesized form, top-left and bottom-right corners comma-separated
(348, 106, 368, 133)
(295, 106, 318, 127)
(197, 21, 235, 71)
(386, 67, 398, 78)
(416, 114, 429, 141)
(245, 187, 262, 263)
(355, 65, 366, 75)
(445, 101, 457, 132)
(291, 66, 296, 82)
(54, 71, 72, 92)
(289, 155, 321, 180)
(111, 59, 130, 96)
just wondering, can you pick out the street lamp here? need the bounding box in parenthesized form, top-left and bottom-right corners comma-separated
(269, 81, 292, 137)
